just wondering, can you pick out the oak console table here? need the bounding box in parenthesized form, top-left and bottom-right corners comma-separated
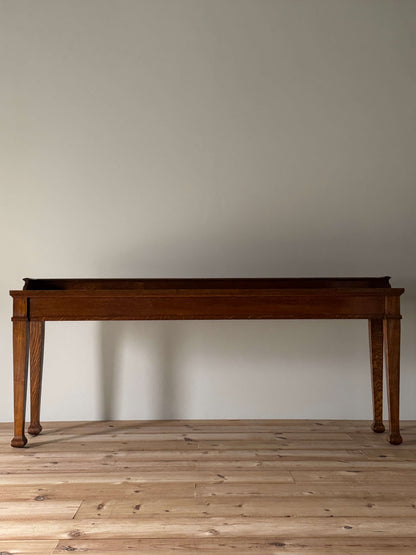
(10, 277, 404, 448)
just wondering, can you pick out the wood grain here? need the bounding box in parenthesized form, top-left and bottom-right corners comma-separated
(368, 319, 385, 433)
(11, 314, 29, 448)
(384, 314, 402, 444)
(28, 321, 45, 436)
(1, 419, 416, 552)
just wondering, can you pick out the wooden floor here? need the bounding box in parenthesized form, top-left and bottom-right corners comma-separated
(0, 420, 415, 553)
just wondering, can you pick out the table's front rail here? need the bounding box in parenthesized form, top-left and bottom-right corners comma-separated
(10, 289, 403, 321)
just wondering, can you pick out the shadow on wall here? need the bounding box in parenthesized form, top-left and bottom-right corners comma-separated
(100, 321, 180, 420)
(97, 317, 373, 422)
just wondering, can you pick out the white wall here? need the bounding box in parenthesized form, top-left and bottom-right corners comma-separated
(1, 0, 415, 423)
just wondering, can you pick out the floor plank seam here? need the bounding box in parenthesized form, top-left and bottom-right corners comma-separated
(1, 419, 415, 550)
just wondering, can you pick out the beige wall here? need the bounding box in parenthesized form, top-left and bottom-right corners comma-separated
(1, 0, 415, 422)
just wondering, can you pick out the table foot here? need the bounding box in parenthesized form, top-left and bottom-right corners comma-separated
(11, 435, 27, 448)
(28, 423, 42, 436)
(388, 432, 403, 445)
(371, 421, 385, 433)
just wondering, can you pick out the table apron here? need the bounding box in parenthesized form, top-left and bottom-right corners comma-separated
(25, 294, 393, 321)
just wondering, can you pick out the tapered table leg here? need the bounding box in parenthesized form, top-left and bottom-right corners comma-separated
(28, 321, 45, 436)
(368, 319, 385, 433)
(11, 320, 29, 448)
(384, 318, 402, 445)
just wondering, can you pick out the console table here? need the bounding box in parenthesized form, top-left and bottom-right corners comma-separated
(10, 277, 404, 447)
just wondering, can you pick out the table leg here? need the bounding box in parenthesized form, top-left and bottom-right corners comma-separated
(28, 321, 45, 436)
(384, 318, 402, 445)
(11, 320, 29, 448)
(368, 319, 385, 433)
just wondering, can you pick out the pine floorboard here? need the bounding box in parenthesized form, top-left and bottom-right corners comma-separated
(0, 419, 415, 553)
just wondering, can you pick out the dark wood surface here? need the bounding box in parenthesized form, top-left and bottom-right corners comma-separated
(368, 319, 385, 434)
(27, 321, 44, 437)
(20, 276, 393, 290)
(10, 277, 404, 447)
